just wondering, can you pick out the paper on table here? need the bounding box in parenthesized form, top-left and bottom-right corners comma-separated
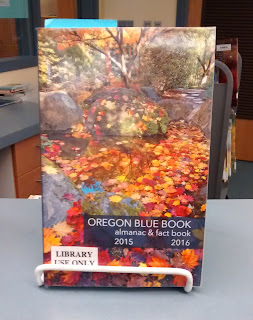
(0, 0, 10, 6)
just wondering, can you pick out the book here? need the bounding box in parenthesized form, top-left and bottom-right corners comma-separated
(0, 83, 25, 95)
(39, 27, 216, 288)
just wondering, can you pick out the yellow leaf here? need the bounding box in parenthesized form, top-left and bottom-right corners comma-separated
(143, 281, 153, 287)
(107, 259, 121, 266)
(69, 173, 77, 178)
(185, 184, 192, 191)
(120, 161, 130, 167)
(75, 123, 84, 132)
(139, 262, 148, 276)
(173, 200, 180, 206)
(53, 221, 73, 238)
(139, 263, 147, 267)
(151, 159, 160, 167)
(80, 174, 89, 181)
(152, 280, 162, 287)
(200, 204, 206, 212)
(154, 185, 163, 190)
(147, 197, 159, 204)
(164, 212, 172, 217)
(42, 165, 58, 175)
(109, 195, 122, 203)
(155, 146, 163, 151)
(117, 175, 126, 182)
(107, 124, 111, 128)
(101, 162, 113, 170)
(164, 177, 173, 183)
(142, 115, 150, 121)
(43, 233, 61, 254)
(131, 193, 141, 200)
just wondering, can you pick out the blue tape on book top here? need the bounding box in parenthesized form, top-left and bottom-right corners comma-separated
(44, 19, 117, 28)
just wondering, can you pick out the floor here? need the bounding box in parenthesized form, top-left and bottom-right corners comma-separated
(228, 160, 253, 199)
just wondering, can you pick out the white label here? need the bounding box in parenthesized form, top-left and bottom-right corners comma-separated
(51, 246, 98, 266)
(216, 44, 231, 51)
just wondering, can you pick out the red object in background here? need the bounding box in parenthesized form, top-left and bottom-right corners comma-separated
(216, 38, 239, 107)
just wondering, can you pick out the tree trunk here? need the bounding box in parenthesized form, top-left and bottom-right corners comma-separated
(120, 53, 131, 88)
(105, 47, 112, 84)
(122, 73, 130, 88)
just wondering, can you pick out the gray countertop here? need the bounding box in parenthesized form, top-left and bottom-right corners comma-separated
(0, 101, 39, 150)
(0, 199, 252, 320)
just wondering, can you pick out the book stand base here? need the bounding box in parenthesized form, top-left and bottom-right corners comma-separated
(34, 264, 193, 292)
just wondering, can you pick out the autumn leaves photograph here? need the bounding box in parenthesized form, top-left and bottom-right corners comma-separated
(39, 27, 215, 287)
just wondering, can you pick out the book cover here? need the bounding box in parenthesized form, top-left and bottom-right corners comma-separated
(39, 27, 216, 288)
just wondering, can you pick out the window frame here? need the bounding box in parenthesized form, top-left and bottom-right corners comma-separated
(0, 0, 41, 72)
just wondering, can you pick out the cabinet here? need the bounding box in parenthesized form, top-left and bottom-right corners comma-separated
(12, 135, 41, 198)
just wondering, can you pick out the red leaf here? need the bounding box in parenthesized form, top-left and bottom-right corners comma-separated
(171, 205, 192, 217)
(173, 275, 186, 287)
(98, 250, 111, 265)
(63, 193, 75, 201)
(61, 271, 81, 286)
(119, 256, 133, 266)
(142, 178, 156, 187)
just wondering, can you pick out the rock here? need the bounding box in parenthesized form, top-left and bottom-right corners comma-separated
(82, 192, 145, 216)
(42, 158, 82, 227)
(40, 91, 83, 131)
(158, 98, 192, 120)
(199, 185, 208, 196)
(187, 106, 201, 122)
(189, 99, 212, 138)
(85, 88, 169, 136)
(141, 86, 161, 102)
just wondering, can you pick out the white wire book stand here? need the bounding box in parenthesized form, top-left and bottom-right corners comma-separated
(34, 264, 193, 292)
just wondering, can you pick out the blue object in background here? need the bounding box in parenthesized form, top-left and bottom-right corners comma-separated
(0, 0, 28, 18)
(45, 19, 117, 28)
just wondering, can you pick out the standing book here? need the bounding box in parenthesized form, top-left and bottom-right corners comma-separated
(39, 27, 216, 288)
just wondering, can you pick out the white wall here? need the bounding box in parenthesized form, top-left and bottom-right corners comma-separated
(40, 0, 57, 17)
(99, 0, 177, 27)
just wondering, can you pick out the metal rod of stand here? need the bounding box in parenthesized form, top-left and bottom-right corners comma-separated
(34, 264, 193, 292)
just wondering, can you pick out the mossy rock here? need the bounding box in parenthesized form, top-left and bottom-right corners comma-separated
(82, 192, 145, 216)
(85, 88, 169, 137)
(41, 156, 83, 227)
